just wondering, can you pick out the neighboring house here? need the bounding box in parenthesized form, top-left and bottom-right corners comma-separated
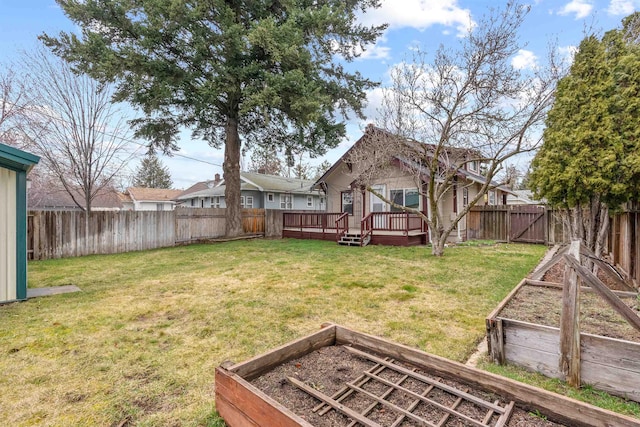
(506, 189, 542, 205)
(28, 182, 124, 211)
(177, 172, 324, 210)
(120, 187, 183, 211)
(311, 125, 512, 243)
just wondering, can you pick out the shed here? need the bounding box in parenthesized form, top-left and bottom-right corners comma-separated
(0, 143, 39, 303)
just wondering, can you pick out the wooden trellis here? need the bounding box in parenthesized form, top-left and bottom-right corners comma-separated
(289, 346, 515, 427)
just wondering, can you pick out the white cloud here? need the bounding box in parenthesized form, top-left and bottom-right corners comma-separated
(558, 45, 578, 64)
(557, 0, 594, 19)
(511, 49, 538, 70)
(357, 44, 392, 60)
(607, 0, 638, 15)
(358, 0, 474, 37)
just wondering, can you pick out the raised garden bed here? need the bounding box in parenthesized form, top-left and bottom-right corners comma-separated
(486, 243, 640, 404)
(215, 323, 639, 426)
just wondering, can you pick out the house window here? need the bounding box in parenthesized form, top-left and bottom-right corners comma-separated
(201, 199, 205, 208)
(245, 196, 253, 208)
(390, 188, 419, 212)
(280, 193, 293, 210)
(468, 161, 479, 173)
(341, 191, 353, 215)
(489, 191, 496, 205)
(307, 196, 313, 208)
(212, 196, 220, 208)
(462, 188, 469, 207)
(502, 193, 507, 205)
(190, 199, 196, 207)
(453, 183, 458, 214)
(156, 203, 164, 211)
(267, 193, 274, 202)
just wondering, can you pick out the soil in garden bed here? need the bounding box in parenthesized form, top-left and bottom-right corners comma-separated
(251, 345, 563, 427)
(499, 285, 640, 341)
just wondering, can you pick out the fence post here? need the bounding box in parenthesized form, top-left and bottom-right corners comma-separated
(559, 239, 581, 387)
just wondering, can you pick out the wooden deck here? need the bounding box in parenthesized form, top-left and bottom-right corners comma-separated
(283, 227, 428, 246)
(282, 212, 429, 247)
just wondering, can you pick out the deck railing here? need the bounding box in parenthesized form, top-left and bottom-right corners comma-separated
(361, 212, 426, 246)
(335, 212, 349, 242)
(283, 212, 345, 231)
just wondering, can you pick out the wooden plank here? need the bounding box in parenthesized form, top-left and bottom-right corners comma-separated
(525, 279, 639, 298)
(229, 324, 336, 380)
(529, 245, 569, 281)
(564, 255, 640, 333)
(215, 367, 313, 427)
(579, 244, 636, 292)
(487, 318, 505, 364)
(334, 324, 640, 427)
(495, 401, 515, 427)
(389, 383, 436, 427)
(559, 240, 581, 386)
(287, 376, 382, 427)
(361, 372, 487, 427)
(345, 346, 505, 413)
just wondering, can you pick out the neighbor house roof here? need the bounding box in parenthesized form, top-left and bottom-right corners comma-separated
(125, 187, 183, 203)
(177, 172, 317, 200)
(29, 184, 123, 210)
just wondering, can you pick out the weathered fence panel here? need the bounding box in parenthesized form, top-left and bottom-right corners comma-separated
(29, 210, 175, 260)
(467, 205, 566, 245)
(29, 208, 269, 260)
(175, 208, 226, 243)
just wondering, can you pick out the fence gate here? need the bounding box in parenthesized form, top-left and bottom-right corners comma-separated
(509, 205, 547, 244)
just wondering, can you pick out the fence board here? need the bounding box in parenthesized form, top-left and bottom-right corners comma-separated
(28, 208, 268, 260)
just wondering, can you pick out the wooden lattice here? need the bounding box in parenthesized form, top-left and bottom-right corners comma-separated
(289, 346, 514, 427)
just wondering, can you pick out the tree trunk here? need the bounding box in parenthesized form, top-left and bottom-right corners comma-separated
(224, 117, 243, 237)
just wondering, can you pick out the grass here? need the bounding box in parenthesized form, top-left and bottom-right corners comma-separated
(0, 238, 623, 425)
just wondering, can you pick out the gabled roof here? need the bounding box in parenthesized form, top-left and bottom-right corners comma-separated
(29, 184, 123, 210)
(313, 124, 512, 193)
(125, 187, 183, 203)
(177, 172, 317, 200)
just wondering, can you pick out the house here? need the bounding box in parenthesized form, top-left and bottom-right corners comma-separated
(284, 125, 511, 246)
(120, 187, 183, 211)
(28, 181, 123, 211)
(0, 143, 39, 303)
(506, 189, 541, 205)
(177, 172, 325, 210)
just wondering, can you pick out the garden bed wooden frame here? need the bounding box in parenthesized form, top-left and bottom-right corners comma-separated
(486, 277, 640, 405)
(215, 323, 639, 426)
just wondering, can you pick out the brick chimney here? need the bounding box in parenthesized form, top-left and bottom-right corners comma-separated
(214, 173, 221, 185)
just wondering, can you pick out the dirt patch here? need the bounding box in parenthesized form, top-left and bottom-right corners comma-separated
(251, 345, 563, 426)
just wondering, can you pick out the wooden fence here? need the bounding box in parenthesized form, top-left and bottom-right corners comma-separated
(28, 208, 268, 260)
(467, 205, 567, 245)
(469, 205, 640, 286)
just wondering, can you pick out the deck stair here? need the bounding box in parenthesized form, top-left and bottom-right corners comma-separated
(338, 232, 365, 246)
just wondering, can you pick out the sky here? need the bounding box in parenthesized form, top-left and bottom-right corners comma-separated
(0, 0, 638, 189)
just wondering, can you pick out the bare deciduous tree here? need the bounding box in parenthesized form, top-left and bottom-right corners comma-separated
(0, 66, 31, 148)
(18, 47, 135, 243)
(348, 2, 560, 256)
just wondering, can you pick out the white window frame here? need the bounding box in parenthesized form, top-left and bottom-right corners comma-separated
(212, 196, 221, 208)
(489, 190, 496, 206)
(280, 193, 293, 210)
(245, 196, 254, 208)
(389, 188, 420, 212)
(307, 196, 313, 208)
(468, 161, 479, 173)
(267, 193, 274, 202)
(462, 187, 469, 207)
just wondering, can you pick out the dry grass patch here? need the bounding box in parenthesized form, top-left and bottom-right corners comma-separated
(0, 239, 544, 426)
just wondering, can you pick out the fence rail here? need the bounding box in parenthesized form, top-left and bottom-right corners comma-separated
(28, 208, 268, 260)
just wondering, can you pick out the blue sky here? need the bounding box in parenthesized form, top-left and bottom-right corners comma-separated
(1, 0, 638, 188)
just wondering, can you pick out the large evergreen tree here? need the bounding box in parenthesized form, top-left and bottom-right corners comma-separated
(42, 0, 385, 236)
(133, 152, 173, 189)
(530, 13, 640, 257)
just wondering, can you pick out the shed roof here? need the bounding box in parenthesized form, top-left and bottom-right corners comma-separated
(0, 143, 40, 172)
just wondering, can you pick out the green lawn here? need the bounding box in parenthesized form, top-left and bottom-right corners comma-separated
(0, 239, 625, 425)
